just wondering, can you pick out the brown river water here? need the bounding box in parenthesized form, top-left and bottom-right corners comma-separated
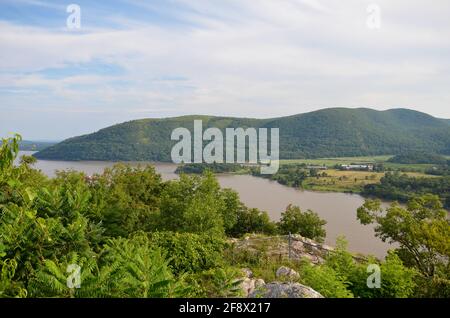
(18, 151, 395, 258)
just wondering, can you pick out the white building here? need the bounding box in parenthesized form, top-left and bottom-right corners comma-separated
(340, 164, 374, 171)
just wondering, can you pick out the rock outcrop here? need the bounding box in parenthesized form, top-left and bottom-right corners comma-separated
(275, 266, 300, 281)
(229, 234, 337, 265)
(241, 266, 323, 298)
(249, 282, 324, 298)
(240, 268, 266, 297)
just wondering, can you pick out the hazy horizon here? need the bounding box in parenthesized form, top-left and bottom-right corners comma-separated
(1, 0, 450, 140)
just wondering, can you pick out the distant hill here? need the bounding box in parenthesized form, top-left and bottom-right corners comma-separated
(19, 140, 56, 151)
(34, 108, 450, 162)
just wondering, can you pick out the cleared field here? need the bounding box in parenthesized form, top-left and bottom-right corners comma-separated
(302, 169, 436, 193)
(281, 155, 392, 166)
(281, 155, 436, 172)
(303, 169, 383, 192)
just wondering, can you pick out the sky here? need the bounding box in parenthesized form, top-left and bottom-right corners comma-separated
(0, 0, 449, 140)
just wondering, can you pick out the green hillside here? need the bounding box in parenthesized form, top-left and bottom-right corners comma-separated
(34, 108, 450, 161)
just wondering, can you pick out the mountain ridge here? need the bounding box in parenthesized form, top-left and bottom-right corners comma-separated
(34, 108, 450, 161)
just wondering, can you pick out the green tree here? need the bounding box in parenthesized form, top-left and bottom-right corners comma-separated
(159, 172, 225, 236)
(357, 194, 450, 297)
(357, 194, 449, 278)
(227, 207, 277, 237)
(94, 164, 163, 237)
(325, 238, 417, 298)
(278, 205, 327, 242)
(220, 189, 241, 234)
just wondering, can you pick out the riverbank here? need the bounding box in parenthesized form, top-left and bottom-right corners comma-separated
(175, 162, 449, 212)
(175, 161, 439, 195)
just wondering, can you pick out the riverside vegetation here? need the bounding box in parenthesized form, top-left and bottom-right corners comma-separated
(1, 134, 449, 298)
(176, 159, 450, 209)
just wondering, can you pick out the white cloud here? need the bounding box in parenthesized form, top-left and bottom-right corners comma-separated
(1, 0, 450, 138)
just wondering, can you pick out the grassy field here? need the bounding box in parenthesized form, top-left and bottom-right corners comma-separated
(301, 169, 435, 193)
(281, 155, 436, 172)
(278, 155, 441, 193)
(302, 169, 382, 192)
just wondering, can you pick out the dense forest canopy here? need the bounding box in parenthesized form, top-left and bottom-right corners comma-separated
(388, 152, 448, 164)
(34, 108, 450, 161)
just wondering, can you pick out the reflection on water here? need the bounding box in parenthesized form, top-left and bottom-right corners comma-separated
(18, 151, 395, 258)
(218, 174, 395, 258)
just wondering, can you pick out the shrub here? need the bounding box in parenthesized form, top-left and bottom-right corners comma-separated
(298, 260, 353, 298)
(227, 207, 277, 237)
(278, 205, 326, 242)
(148, 231, 226, 274)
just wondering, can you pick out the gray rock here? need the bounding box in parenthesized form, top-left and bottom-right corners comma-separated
(241, 278, 255, 297)
(275, 266, 300, 280)
(249, 282, 324, 298)
(241, 277, 266, 297)
(255, 279, 266, 289)
(241, 268, 253, 278)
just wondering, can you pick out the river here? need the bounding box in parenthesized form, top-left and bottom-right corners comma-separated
(18, 151, 395, 258)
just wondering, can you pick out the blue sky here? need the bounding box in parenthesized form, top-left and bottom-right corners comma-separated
(1, 0, 449, 140)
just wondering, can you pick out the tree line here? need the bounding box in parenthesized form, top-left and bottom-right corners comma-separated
(362, 171, 450, 208)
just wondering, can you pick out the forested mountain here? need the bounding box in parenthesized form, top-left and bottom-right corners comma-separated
(34, 108, 450, 161)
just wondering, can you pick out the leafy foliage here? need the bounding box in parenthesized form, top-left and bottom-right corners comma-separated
(227, 207, 277, 237)
(193, 267, 244, 298)
(148, 232, 226, 275)
(298, 260, 354, 298)
(158, 172, 225, 236)
(1, 134, 448, 298)
(92, 164, 163, 237)
(325, 239, 417, 298)
(278, 205, 327, 242)
(357, 195, 450, 296)
(252, 164, 309, 187)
